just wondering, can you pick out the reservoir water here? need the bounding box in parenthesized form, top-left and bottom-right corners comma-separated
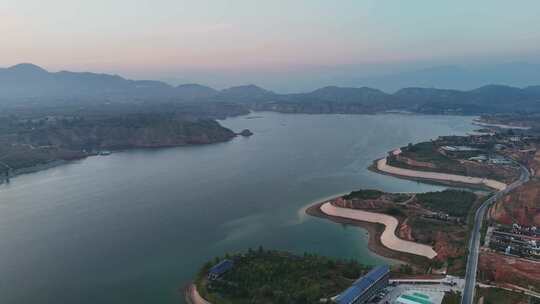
(0, 113, 475, 304)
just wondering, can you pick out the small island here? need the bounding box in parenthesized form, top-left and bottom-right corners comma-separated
(238, 129, 253, 137)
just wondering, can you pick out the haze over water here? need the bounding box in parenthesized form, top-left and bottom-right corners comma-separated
(0, 113, 475, 304)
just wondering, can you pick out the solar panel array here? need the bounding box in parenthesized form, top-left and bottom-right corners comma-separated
(209, 259, 234, 275)
(336, 265, 390, 304)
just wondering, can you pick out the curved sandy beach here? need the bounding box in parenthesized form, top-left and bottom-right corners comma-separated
(321, 203, 437, 259)
(378, 151, 507, 191)
(185, 284, 211, 304)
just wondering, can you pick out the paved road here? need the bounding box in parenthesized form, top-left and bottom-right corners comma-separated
(461, 164, 530, 304)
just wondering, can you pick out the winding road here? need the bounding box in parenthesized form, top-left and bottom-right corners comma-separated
(460, 163, 530, 304)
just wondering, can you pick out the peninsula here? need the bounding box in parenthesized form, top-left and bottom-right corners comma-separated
(308, 119, 538, 268)
(0, 105, 251, 182)
(308, 188, 481, 274)
(305, 116, 540, 303)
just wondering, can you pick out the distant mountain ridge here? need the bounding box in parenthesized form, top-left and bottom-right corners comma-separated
(2, 63, 540, 114)
(259, 84, 540, 114)
(356, 62, 540, 92)
(0, 63, 219, 101)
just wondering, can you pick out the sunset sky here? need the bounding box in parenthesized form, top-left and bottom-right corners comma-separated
(2, 0, 540, 90)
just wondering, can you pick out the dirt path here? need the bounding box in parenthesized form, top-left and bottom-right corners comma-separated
(397, 193, 416, 205)
(320, 203, 437, 259)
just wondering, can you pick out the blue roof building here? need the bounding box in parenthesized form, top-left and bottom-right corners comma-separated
(208, 259, 234, 280)
(335, 265, 390, 304)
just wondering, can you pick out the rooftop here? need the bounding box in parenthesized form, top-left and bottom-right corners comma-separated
(441, 145, 479, 152)
(336, 265, 390, 304)
(209, 259, 233, 276)
(396, 293, 433, 304)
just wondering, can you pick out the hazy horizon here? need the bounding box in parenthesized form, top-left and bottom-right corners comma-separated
(2, 0, 540, 92)
(1, 2, 540, 303)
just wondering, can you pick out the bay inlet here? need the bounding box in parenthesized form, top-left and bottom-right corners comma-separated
(0, 112, 475, 304)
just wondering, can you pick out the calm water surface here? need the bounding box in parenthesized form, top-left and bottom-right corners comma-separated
(0, 113, 476, 304)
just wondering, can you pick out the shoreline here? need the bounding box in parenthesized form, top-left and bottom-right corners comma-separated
(368, 161, 494, 191)
(305, 147, 509, 265)
(320, 202, 437, 259)
(373, 153, 507, 191)
(320, 202, 437, 260)
(0, 112, 473, 187)
(0, 159, 71, 186)
(0, 138, 242, 186)
(184, 284, 210, 304)
(307, 201, 430, 266)
(472, 119, 531, 130)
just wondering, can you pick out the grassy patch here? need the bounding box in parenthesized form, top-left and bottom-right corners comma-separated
(476, 288, 529, 304)
(416, 190, 477, 218)
(409, 217, 463, 233)
(401, 142, 459, 168)
(385, 206, 406, 217)
(200, 249, 370, 304)
(391, 193, 412, 203)
(343, 189, 384, 200)
(442, 291, 461, 304)
(480, 218, 489, 246)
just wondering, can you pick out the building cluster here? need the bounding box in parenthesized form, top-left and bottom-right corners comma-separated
(440, 145, 479, 153)
(467, 154, 513, 165)
(488, 227, 540, 261)
(438, 132, 537, 154)
(435, 134, 528, 167)
(510, 223, 539, 236)
(438, 145, 480, 158)
(17, 115, 80, 125)
(421, 211, 462, 224)
(437, 136, 508, 159)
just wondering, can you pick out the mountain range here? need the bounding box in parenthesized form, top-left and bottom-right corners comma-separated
(0, 63, 220, 101)
(2, 63, 540, 114)
(355, 63, 540, 92)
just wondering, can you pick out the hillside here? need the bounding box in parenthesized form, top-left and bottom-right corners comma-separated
(0, 113, 238, 176)
(355, 63, 540, 92)
(0, 64, 218, 102)
(2, 63, 540, 114)
(490, 149, 540, 227)
(257, 84, 540, 115)
(195, 249, 370, 304)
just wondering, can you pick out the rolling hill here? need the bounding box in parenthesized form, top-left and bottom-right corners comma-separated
(2, 63, 540, 114)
